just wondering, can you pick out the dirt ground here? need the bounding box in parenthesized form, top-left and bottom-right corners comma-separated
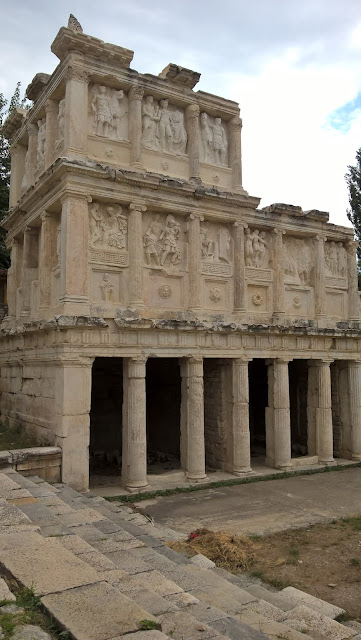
(169, 515, 361, 621)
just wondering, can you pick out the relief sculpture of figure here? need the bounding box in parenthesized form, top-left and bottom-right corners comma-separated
(142, 95, 160, 149)
(158, 99, 173, 152)
(91, 86, 113, 137)
(100, 273, 114, 302)
(56, 98, 65, 148)
(218, 227, 231, 263)
(201, 223, 215, 260)
(110, 89, 126, 140)
(211, 117, 227, 165)
(105, 205, 127, 249)
(143, 214, 162, 265)
(171, 110, 187, 154)
(326, 241, 339, 276)
(337, 243, 346, 276)
(245, 228, 254, 266)
(159, 214, 181, 265)
(89, 202, 106, 247)
(200, 112, 213, 163)
(37, 118, 46, 166)
(245, 229, 268, 268)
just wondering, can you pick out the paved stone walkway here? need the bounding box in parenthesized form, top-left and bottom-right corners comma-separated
(0, 468, 360, 640)
(141, 466, 361, 536)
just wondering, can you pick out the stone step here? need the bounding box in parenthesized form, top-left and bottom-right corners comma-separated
(280, 586, 346, 619)
(279, 606, 356, 640)
(246, 584, 296, 612)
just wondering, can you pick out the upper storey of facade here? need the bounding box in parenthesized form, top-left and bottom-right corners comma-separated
(1, 17, 359, 331)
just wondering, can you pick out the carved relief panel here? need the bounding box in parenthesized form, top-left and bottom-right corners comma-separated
(142, 212, 188, 271)
(88, 201, 129, 267)
(201, 221, 232, 276)
(142, 96, 187, 155)
(56, 98, 65, 149)
(324, 241, 347, 288)
(199, 113, 228, 166)
(283, 237, 313, 286)
(88, 84, 129, 141)
(36, 118, 46, 168)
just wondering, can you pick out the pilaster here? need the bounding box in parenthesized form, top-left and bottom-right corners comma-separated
(59, 193, 89, 314)
(9, 144, 26, 207)
(21, 123, 38, 192)
(63, 53, 88, 158)
(315, 235, 327, 319)
(347, 240, 360, 321)
(266, 358, 292, 469)
(6, 239, 20, 319)
(20, 226, 39, 317)
(45, 99, 59, 167)
(180, 356, 208, 482)
(228, 116, 243, 190)
(348, 361, 361, 459)
(128, 202, 146, 310)
(129, 85, 144, 168)
(39, 212, 56, 311)
(315, 359, 334, 463)
(231, 357, 252, 474)
(188, 213, 203, 311)
(186, 104, 200, 182)
(122, 356, 148, 491)
(273, 228, 285, 320)
(233, 221, 247, 311)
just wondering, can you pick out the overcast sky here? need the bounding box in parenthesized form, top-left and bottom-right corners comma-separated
(1, 0, 361, 227)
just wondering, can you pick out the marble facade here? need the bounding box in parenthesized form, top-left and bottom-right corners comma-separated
(1, 18, 361, 491)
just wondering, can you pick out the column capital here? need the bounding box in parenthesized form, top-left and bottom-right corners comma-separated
(189, 212, 204, 222)
(315, 234, 327, 243)
(129, 202, 147, 213)
(129, 84, 144, 101)
(26, 122, 38, 136)
(10, 143, 24, 157)
(229, 115, 243, 130)
(309, 358, 333, 366)
(60, 192, 89, 205)
(346, 239, 359, 254)
(234, 220, 248, 229)
(128, 356, 147, 378)
(186, 103, 200, 119)
(273, 227, 286, 236)
(40, 211, 52, 222)
(266, 357, 292, 365)
(66, 64, 89, 84)
(233, 356, 253, 364)
(348, 359, 361, 367)
(186, 355, 203, 366)
(45, 98, 59, 113)
(24, 225, 38, 235)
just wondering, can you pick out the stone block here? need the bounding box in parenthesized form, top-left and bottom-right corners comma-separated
(41, 581, 156, 640)
(246, 584, 295, 611)
(0, 577, 16, 601)
(114, 632, 169, 640)
(191, 553, 216, 569)
(165, 591, 200, 608)
(158, 610, 225, 639)
(77, 551, 116, 572)
(0, 536, 98, 595)
(12, 625, 52, 640)
(92, 537, 144, 553)
(132, 588, 179, 615)
(280, 605, 355, 640)
(58, 534, 95, 555)
(281, 586, 346, 619)
(102, 550, 152, 574)
(238, 609, 315, 640)
(192, 586, 254, 616)
(0, 503, 33, 528)
(0, 451, 12, 467)
(57, 508, 106, 527)
(131, 569, 183, 596)
(211, 616, 270, 640)
(242, 599, 286, 622)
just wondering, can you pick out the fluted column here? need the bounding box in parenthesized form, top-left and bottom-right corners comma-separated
(39, 212, 55, 310)
(186, 104, 200, 182)
(266, 358, 292, 468)
(231, 357, 252, 474)
(315, 359, 334, 463)
(228, 116, 243, 190)
(6, 239, 20, 318)
(21, 123, 38, 192)
(188, 213, 203, 311)
(128, 202, 146, 310)
(181, 356, 208, 481)
(122, 356, 148, 491)
(315, 235, 326, 319)
(347, 240, 359, 321)
(273, 228, 285, 320)
(348, 361, 361, 459)
(129, 85, 144, 168)
(59, 194, 89, 313)
(20, 226, 38, 317)
(9, 144, 26, 207)
(63, 53, 88, 157)
(233, 221, 247, 312)
(45, 99, 59, 167)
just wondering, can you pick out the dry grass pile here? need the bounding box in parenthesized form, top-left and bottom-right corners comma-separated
(169, 528, 257, 572)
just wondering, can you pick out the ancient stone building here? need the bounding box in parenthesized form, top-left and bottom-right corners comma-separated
(1, 18, 361, 492)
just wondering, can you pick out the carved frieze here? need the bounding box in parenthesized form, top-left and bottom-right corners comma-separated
(142, 95, 187, 154)
(245, 228, 271, 269)
(143, 212, 187, 269)
(201, 222, 232, 276)
(89, 201, 128, 267)
(199, 113, 228, 166)
(283, 237, 313, 285)
(324, 241, 347, 283)
(89, 84, 129, 141)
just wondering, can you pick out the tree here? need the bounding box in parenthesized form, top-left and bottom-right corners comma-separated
(0, 83, 29, 268)
(345, 148, 361, 288)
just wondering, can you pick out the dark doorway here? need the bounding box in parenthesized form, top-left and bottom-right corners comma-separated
(89, 357, 123, 477)
(249, 359, 268, 459)
(146, 358, 181, 473)
(289, 360, 308, 457)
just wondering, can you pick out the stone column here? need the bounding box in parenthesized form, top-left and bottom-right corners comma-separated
(233, 221, 247, 312)
(9, 144, 26, 207)
(273, 228, 285, 320)
(347, 240, 359, 321)
(231, 358, 252, 474)
(266, 358, 292, 469)
(54, 359, 92, 491)
(20, 226, 39, 317)
(22, 123, 38, 191)
(315, 359, 334, 463)
(188, 213, 203, 311)
(186, 104, 200, 182)
(129, 85, 144, 168)
(45, 99, 59, 168)
(228, 116, 243, 190)
(59, 194, 89, 313)
(128, 202, 146, 310)
(122, 356, 148, 491)
(180, 356, 208, 481)
(39, 212, 55, 311)
(6, 239, 20, 319)
(314, 235, 326, 319)
(63, 53, 88, 158)
(348, 361, 361, 459)
(307, 361, 319, 456)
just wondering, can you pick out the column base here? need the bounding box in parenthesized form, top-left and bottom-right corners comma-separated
(351, 454, 361, 461)
(125, 482, 149, 494)
(186, 472, 209, 483)
(232, 467, 252, 476)
(318, 458, 335, 465)
(275, 462, 292, 470)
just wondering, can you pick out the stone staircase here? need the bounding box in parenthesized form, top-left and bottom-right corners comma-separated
(0, 468, 360, 640)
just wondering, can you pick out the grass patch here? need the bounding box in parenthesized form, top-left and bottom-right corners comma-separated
(139, 619, 162, 631)
(341, 516, 361, 531)
(104, 461, 361, 504)
(350, 557, 360, 567)
(0, 420, 39, 451)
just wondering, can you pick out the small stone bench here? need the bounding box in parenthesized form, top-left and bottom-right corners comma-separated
(0, 447, 61, 482)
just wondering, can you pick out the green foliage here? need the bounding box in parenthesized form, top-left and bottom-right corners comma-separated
(346, 148, 361, 288)
(0, 82, 30, 269)
(139, 619, 161, 630)
(16, 585, 41, 612)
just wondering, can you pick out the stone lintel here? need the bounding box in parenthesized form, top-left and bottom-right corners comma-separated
(51, 27, 134, 67)
(26, 73, 51, 102)
(261, 202, 303, 217)
(1, 108, 28, 141)
(158, 63, 201, 89)
(304, 209, 329, 222)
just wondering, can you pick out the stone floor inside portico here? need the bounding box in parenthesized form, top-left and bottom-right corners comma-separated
(89, 456, 359, 497)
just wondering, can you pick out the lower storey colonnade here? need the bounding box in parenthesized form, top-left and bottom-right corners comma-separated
(56, 356, 361, 492)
